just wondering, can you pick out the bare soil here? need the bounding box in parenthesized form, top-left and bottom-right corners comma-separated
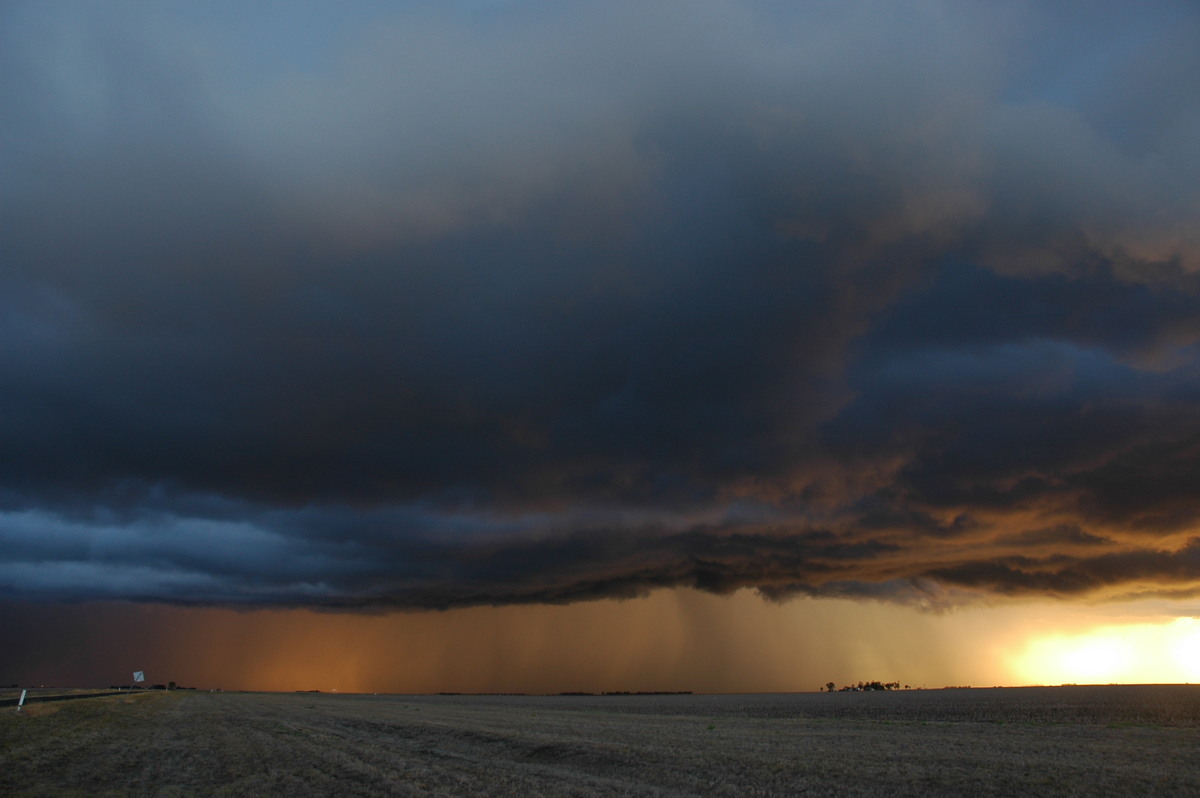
(2, 686, 1198, 796)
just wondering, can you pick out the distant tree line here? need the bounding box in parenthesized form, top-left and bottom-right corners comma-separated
(600, 691, 694, 696)
(823, 681, 909, 692)
(556, 691, 694, 697)
(432, 691, 695, 697)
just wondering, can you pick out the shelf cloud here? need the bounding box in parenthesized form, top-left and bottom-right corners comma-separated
(3, 0, 1200, 612)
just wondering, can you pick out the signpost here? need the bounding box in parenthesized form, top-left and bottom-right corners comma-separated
(16, 689, 26, 712)
(133, 671, 145, 684)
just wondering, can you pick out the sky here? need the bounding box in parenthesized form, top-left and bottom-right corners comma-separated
(2, 0, 1200, 692)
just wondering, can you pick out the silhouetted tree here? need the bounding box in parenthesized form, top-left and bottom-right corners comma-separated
(836, 679, 902, 692)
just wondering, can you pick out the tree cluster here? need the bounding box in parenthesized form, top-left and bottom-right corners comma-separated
(823, 681, 906, 692)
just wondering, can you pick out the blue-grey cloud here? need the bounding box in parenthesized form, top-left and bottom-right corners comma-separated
(2, 0, 1200, 609)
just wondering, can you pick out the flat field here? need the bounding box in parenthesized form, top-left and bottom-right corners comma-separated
(2, 686, 1199, 796)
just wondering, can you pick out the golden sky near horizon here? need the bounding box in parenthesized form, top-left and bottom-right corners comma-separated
(5, 591, 1199, 692)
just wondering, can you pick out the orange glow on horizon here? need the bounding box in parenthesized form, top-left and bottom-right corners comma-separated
(1011, 617, 1200, 685)
(6, 590, 1200, 693)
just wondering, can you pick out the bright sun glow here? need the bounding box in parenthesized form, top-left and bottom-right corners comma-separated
(1013, 617, 1200, 685)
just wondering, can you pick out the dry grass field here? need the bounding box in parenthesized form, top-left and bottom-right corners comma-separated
(2, 686, 1199, 796)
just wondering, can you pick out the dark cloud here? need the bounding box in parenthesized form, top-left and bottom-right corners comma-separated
(2, 1, 1200, 610)
(925, 538, 1200, 599)
(997, 525, 1112, 548)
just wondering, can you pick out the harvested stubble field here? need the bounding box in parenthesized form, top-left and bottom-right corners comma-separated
(2, 686, 1199, 796)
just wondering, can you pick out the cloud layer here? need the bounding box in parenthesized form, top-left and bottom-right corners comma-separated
(3, 0, 1200, 609)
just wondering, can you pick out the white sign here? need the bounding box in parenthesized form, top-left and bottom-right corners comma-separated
(133, 671, 145, 683)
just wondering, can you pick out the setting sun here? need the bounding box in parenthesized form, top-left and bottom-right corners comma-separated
(1013, 618, 1200, 685)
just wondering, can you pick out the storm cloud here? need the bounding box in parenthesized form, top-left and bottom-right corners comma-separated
(3, 0, 1200, 610)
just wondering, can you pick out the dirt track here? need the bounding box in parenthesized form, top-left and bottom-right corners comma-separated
(3, 687, 1199, 796)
